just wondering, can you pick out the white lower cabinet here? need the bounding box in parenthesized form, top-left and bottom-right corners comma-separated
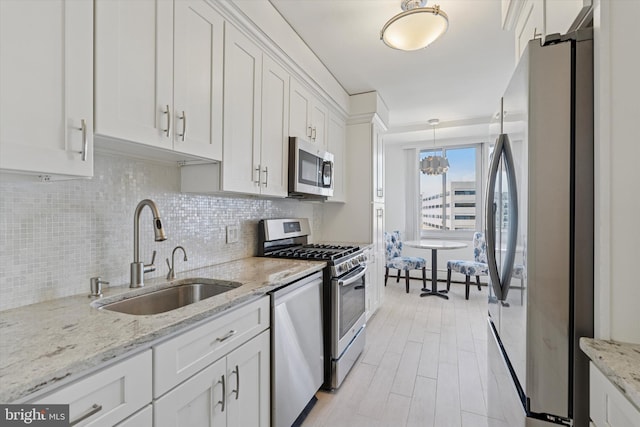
(34, 350, 152, 427)
(154, 330, 270, 427)
(590, 362, 640, 427)
(116, 405, 153, 427)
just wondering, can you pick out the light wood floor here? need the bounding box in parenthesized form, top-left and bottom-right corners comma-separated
(302, 277, 507, 427)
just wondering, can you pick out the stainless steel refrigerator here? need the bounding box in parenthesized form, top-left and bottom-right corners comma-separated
(486, 29, 594, 427)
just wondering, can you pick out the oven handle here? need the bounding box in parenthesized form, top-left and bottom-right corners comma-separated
(337, 265, 367, 287)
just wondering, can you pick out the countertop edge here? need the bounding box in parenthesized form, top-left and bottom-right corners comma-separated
(580, 337, 640, 410)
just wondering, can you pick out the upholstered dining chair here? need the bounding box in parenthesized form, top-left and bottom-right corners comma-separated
(384, 231, 427, 293)
(446, 231, 488, 300)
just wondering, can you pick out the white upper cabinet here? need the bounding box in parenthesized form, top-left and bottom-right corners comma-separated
(222, 24, 263, 195)
(504, 0, 586, 60)
(222, 24, 290, 197)
(172, 0, 224, 159)
(373, 122, 385, 202)
(289, 79, 328, 149)
(95, 0, 223, 161)
(0, 0, 93, 178)
(260, 56, 290, 197)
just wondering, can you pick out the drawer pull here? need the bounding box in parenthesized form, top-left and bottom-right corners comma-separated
(231, 365, 240, 400)
(216, 375, 226, 412)
(70, 403, 102, 426)
(213, 330, 236, 344)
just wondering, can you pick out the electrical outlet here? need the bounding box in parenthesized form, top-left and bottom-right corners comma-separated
(226, 225, 239, 244)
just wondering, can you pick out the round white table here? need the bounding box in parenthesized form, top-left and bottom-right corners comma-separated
(404, 240, 468, 299)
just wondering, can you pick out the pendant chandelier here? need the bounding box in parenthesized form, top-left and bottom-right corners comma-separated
(420, 119, 449, 175)
(380, 0, 449, 51)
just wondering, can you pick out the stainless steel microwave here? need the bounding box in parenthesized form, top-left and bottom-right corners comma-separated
(288, 137, 334, 198)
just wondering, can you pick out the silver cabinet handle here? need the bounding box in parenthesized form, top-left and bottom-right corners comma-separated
(179, 111, 186, 142)
(217, 375, 226, 412)
(231, 365, 240, 400)
(377, 188, 384, 198)
(307, 126, 312, 139)
(262, 166, 268, 187)
(78, 119, 88, 161)
(213, 330, 236, 344)
(70, 403, 102, 426)
(254, 166, 261, 185)
(311, 127, 317, 140)
(163, 105, 171, 137)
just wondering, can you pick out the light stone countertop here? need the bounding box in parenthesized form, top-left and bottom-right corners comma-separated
(0, 257, 325, 403)
(580, 337, 640, 409)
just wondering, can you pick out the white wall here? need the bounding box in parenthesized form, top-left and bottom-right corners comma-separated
(594, 0, 640, 343)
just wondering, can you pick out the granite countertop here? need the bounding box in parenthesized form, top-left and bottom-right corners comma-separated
(580, 337, 640, 409)
(0, 257, 325, 403)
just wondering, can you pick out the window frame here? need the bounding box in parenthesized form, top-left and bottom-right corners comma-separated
(418, 142, 486, 241)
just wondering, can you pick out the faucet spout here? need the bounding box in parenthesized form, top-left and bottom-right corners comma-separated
(131, 199, 166, 287)
(166, 246, 188, 279)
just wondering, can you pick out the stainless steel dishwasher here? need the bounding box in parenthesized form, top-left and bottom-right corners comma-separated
(271, 271, 324, 427)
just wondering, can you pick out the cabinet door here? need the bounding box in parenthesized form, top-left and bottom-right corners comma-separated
(173, 0, 223, 160)
(0, 0, 93, 177)
(289, 79, 313, 140)
(116, 405, 152, 427)
(373, 123, 385, 202)
(155, 358, 227, 427)
(514, 0, 543, 59)
(226, 331, 270, 427)
(222, 24, 262, 194)
(94, 0, 173, 150)
(327, 112, 347, 202)
(260, 55, 290, 197)
(373, 204, 386, 310)
(311, 101, 329, 149)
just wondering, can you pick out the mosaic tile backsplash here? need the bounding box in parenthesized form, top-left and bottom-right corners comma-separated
(0, 154, 323, 311)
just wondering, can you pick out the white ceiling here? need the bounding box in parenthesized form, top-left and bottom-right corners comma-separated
(269, 0, 516, 140)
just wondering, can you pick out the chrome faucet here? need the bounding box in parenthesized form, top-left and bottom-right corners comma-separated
(166, 246, 188, 279)
(130, 199, 167, 288)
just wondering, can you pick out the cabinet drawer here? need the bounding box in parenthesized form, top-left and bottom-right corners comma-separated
(154, 296, 270, 397)
(35, 350, 151, 427)
(590, 362, 640, 427)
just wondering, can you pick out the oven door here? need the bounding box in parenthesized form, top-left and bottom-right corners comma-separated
(332, 264, 367, 358)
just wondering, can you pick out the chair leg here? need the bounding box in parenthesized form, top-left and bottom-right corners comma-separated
(405, 270, 410, 293)
(396, 270, 401, 283)
(476, 276, 482, 291)
(446, 268, 452, 291)
(384, 267, 389, 286)
(422, 267, 427, 289)
(465, 275, 471, 300)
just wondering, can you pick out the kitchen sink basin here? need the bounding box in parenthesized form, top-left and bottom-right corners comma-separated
(99, 278, 242, 315)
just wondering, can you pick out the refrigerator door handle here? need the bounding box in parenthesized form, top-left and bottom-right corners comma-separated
(486, 133, 519, 301)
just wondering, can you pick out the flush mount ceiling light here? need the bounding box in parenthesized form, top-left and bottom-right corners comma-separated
(420, 118, 450, 175)
(381, 0, 449, 51)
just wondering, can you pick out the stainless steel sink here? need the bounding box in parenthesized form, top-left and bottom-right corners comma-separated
(99, 278, 241, 315)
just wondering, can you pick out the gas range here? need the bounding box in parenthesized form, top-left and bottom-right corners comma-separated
(258, 219, 367, 277)
(259, 218, 368, 391)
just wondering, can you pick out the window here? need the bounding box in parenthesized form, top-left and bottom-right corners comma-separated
(419, 145, 482, 236)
